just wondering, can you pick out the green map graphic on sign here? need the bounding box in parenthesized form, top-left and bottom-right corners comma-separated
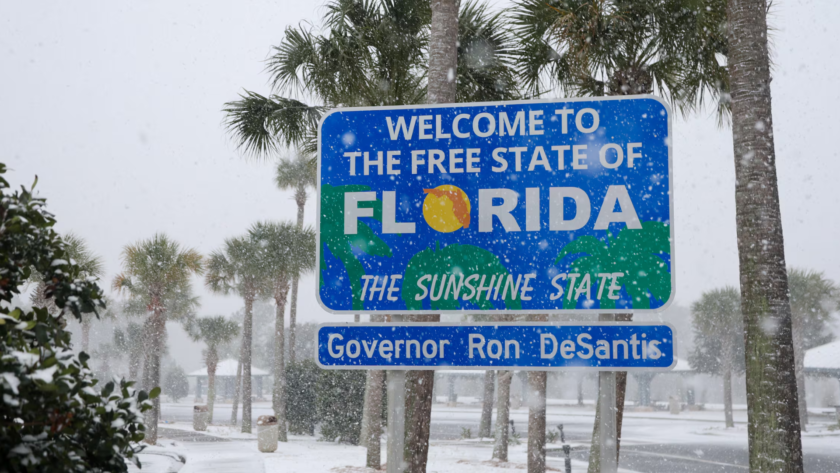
(401, 243, 522, 311)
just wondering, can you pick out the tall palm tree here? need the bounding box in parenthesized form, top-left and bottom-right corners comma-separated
(112, 234, 203, 444)
(192, 316, 240, 424)
(511, 2, 727, 467)
(726, 0, 803, 469)
(274, 155, 317, 364)
(248, 221, 316, 442)
(689, 287, 744, 428)
(29, 233, 104, 351)
(62, 234, 105, 351)
(205, 234, 269, 434)
(787, 268, 836, 427)
(225, 2, 518, 469)
(223, 0, 517, 159)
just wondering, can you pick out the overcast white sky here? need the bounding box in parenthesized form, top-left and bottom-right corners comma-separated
(3, 1, 839, 369)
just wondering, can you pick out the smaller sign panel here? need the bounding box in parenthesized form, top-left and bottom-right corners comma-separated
(316, 323, 675, 371)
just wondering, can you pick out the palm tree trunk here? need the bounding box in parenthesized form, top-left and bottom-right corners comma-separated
(399, 3, 460, 470)
(527, 370, 547, 472)
(129, 325, 145, 384)
(289, 186, 306, 364)
(144, 310, 166, 445)
(492, 370, 513, 462)
(614, 313, 631, 460)
(241, 294, 254, 433)
(288, 278, 298, 364)
(428, 0, 459, 105)
(404, 313, 439, 473)
(81, 317, 91, 353)
(478, 370, 496, 438)
(721, 338, 735, 428)
(587, 392, 601, 473)
(723, 368, 734, 428)
(274, 283, 290, 442)
(141, 317, 155, 392)
(588, 313, 631, 469)
(577, 374, 585, 406)
(791, 309, 808, 427)
(207, 371, 217, 425)
(365, 368, 385, 469)
(207, 349, 218, 424)
(727, 0, 804, 470)
(231, 336, 244, 425)
(128, 352, 141, 384)
(527, 314, 548, 473)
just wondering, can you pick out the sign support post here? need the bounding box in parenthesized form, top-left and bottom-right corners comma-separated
(386, 315, 406, 473)
(598, 314, 618, 473)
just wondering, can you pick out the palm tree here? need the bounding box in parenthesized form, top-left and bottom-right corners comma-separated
(112, 234, 203, 444)
(223, 0, 518, 159)
(205, 234, 269, 434)
(689, 287, 744, 428)
(274, 155, 317, 364)
(224, 2, 518, 468)
(192, 316, 240, 424)
(30, 233, 104, 351)
(787, 268, 836, 427)
(248, 221, 316, 441)
(512, 3, 727, 466)
(63, 235, 105, 351)
(554, 222, 671, 310)
(725, 0, 803, 468)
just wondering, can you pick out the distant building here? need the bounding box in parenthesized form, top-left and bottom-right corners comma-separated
(187, 359, 270, 401)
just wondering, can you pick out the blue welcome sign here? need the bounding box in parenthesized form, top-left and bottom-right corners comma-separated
(317, 96, 674, 314)
(316, 323, 676, 370)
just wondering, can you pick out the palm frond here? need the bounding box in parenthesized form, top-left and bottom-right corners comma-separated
(275, 153, 317, 193)
(223, 92, 323, 159)
(63, 233, 104, 279)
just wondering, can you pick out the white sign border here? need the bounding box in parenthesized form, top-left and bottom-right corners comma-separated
(315, 95, 676, 315)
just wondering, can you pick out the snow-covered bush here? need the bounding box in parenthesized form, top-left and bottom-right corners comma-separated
(286, 360, 319, 435)
(0, 163, 157, 472)
(316, 369, 365, 444)
(163, 364, 189, 403)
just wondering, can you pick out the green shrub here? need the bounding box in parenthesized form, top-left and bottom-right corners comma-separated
(0, 164, 156, 472)
(286, 360, 320, 435)
(316, 369, 365, 444)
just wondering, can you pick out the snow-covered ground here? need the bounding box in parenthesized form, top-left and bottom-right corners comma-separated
(133, 399, 840, 472)
(129, 424, 603, 473)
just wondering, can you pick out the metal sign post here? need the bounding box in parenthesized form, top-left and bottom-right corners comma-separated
(598, 313, 618, 473)
(598, 369, 618, 473)
(386, 315, 406, 473)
